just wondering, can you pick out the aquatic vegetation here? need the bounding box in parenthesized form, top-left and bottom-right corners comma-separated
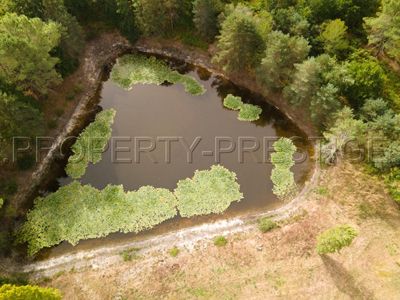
(238, 103, 263, 121)
(19, 165, 243, 256)
(175, 165, 243, 217)
(271, 138, 297, 198)
(65, 109, 116, 179)
(110, 54, 206, 96)
(223, 94, 243, 110)
(223, 94, 262, 121)
(316, 225, 358, 254)
(18, 182, 178, 256)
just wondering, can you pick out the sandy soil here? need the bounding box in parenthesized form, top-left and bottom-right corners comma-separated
(36, 162, 400, 299)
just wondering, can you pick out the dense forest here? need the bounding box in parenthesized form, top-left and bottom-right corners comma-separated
(0, 0, 400, 297)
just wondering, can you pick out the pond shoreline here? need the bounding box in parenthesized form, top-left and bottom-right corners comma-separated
(11, 32, 319, 275)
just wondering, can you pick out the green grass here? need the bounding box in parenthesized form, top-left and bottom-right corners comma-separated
(65, 109, 116, 179)
(214, 236, 228, 247)
(175, 165, 243, 217)
(120, 247, 141, 261)
(258, 217, 277, 233)
(168, 246, 180, 257)
(111, 54, 206, 96)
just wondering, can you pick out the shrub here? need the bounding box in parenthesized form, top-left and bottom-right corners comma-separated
(258, 217, 277, 233)
(169, 246, 180, 257)
(213, 236, 228, 247)
(65, 109, 116, 179)
(120, 248, 140, 262)
(316, 225, 358, 255)
(0, 284, 61, 299)
(223, 94, 243, 111)
(175, 165, 243, 218)
(110, 54, 206, 96)
(237, 103, 262, 121)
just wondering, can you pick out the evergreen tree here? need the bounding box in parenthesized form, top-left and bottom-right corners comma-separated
(0, 13, 62, 96)
(257, 30, 310, 90)
(364, 0, 400, 62)
(319, 19, 349, 58)
(213, 4, 265, 73)
(193, 0, 222, 41)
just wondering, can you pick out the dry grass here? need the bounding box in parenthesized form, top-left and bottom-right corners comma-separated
(41, 162, 400, 299)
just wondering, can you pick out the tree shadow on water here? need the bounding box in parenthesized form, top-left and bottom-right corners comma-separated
(321, 255, 375, 300)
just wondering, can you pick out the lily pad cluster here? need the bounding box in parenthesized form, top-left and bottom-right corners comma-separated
(270, 138, 297, 198)
(110, 54, 206, 96)
(18, 165, 242, 256)
(65, 109, 116, 179)
(223, 94, 262, 121)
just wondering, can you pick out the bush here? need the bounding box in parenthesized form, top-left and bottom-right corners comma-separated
(120, 248, 140, 262)
(316, 225, 358, 255)
(169, 246, 180, 257)
(258, 217, 277, 233)
(213, 236, 228, 247)
(0, 284, 61, 299)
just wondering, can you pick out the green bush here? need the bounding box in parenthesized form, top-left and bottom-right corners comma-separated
(258, 217, 277, 233)
(213, 236, 228, 247)
(110, 54, 206, 96)
(120, 247, 140, 262)
(175, 165, 243, 217)
(316, 225, 358, 255)
(223, 94, 243, 111)
(0, 284, 61, 299)
(0, 180, 17, 196)
(65, 109, 116, 179)
(168, 246, 180, 257)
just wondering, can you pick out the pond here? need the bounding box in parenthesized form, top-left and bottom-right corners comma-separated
(39, 55, 313, 258)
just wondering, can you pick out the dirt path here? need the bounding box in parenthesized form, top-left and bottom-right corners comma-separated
(36, 162, 400, 299)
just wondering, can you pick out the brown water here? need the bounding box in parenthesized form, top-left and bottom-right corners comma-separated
(43, 59, 313, 259)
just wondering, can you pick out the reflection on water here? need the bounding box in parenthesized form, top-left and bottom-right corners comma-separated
(40, 59, 313, 259)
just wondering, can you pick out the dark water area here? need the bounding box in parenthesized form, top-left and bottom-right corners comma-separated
(40, 58, 314, 259)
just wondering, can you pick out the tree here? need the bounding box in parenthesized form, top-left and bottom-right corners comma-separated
(133, 0, 190, 36)
(213, 4, 265, 73)
(285, 54, 349, 129)
(364, 0, 400, 62)
(344, 50, 386, 110)
(272, 7, 310, 36)
(306, 0, 380, 34)
(316, 225, 358, 254)
(321, 107, 365, 164)
(0, 13, 62, 96)
(257, 30, 310, 90)
(0, 284, 61, 299)
(319, 19, 349, 57)
(0, 92, 43, 160)
(193, 0, 222, 41)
